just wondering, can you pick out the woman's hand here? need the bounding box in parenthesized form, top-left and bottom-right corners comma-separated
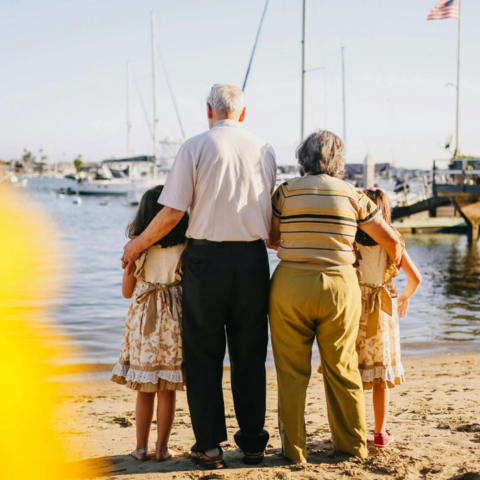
(397, 296, 410, 320)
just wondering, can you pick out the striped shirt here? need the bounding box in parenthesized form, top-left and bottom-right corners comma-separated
(272, 174, 380, 270)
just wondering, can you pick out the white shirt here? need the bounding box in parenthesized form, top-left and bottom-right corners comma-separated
(159, 119, 277, 241)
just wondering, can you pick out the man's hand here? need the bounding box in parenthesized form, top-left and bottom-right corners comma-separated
(266, 238, 279, 251)
(121, 238, 142, 275)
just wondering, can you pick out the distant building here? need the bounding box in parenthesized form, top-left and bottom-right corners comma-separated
(55, 162, 76, 175)
(344, 162, 390, 187)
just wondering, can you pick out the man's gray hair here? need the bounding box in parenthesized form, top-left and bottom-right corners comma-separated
(206, 84, 244, 113)
(296, 130, 345, 178)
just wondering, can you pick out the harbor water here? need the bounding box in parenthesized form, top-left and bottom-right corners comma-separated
(21, 179, 480, 365)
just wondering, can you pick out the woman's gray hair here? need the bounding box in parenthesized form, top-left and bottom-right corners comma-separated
(296, 130, 345, 178)
(206, 84, 244, 113)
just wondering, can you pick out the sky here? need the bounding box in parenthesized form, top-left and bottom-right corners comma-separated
(1, 0, 479, 168)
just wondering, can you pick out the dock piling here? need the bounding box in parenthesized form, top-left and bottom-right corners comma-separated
(453, 197, 480, 242)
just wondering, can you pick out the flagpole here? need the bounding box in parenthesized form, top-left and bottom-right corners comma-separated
(151, 11, 158, 161)
(454, 0, 461, 157)
(341, 46, 346, 152)
(301, 0, 308, 141)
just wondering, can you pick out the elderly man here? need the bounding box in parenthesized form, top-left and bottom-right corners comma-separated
(122, 84, 276, 468)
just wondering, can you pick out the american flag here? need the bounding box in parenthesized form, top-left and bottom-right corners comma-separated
(426, 0, 459, 20)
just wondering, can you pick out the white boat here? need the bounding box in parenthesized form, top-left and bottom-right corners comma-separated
(71, 158, 166, 196)
(1, 173, 29, 187)
(72, 164, 131, 196)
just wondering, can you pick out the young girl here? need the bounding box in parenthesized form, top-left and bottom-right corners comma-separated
(111, 185, 188, 462)
(355, 188, 421, 448)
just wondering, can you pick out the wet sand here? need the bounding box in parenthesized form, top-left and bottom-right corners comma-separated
(55, 355, 480, 479)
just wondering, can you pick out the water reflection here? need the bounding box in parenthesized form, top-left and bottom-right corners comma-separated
(399, 234, 480, 354)
(442, 240, 480, 341)
(445, 242, 480, 295)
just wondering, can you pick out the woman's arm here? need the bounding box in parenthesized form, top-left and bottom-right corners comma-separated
(358, 216, 403, 266)
(397, 250, 422, 319)
(122, 267, 137, 299)
(267, 216, 281, 250)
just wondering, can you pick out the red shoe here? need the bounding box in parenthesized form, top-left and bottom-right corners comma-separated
(374, 431, 395, 448)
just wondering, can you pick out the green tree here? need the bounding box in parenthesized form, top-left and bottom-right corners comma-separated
(39, 148, 48, 162)
(22, 149, 35, 164)
(73, 155, 84, 173)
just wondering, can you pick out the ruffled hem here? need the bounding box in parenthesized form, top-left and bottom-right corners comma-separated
(359, 364, 405, 390)
(111, 374, 183, 392)
(110, 363, 184, 392)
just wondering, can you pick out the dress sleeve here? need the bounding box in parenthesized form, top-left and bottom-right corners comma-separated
(134, 251, 148, 279)
(158, 143, 196, 212)
(355, 190, 382, 225)
(272, 184, 285, 218)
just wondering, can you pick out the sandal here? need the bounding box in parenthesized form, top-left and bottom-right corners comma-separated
(242, 450, 265, 465)
(190, 444, 224, 469)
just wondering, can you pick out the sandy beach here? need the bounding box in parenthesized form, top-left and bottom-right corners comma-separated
(52, 354, 480, 480)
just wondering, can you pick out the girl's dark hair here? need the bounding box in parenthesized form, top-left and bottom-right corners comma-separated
(355, 189, 391, 247)
(126, 185, 188, 248)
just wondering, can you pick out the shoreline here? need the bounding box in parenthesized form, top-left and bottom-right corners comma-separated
(48, 347, 480, 377)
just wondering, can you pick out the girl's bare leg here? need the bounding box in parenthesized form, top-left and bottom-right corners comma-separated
(131, 391, 156, 461)
(372, 383, 390, 434)
(155, 390, 176, 461)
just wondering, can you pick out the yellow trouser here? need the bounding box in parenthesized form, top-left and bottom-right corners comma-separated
(269, 264, 367, 461)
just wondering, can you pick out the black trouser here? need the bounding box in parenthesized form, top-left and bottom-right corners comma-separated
(182, 239, 270, 453)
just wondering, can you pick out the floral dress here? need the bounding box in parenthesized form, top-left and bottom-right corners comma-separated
(355, 232, 406, 389)
(111, 244, 185, 392)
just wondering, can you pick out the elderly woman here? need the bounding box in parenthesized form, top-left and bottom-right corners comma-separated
(268, 130, 402, 462)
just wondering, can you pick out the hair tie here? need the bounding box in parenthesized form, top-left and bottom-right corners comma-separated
(367, 187, 379, 192)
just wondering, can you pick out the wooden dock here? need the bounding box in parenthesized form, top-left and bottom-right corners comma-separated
(390, 161, 480, 241)
(392, 217, 466, 234)
(433, 162, 480, 241)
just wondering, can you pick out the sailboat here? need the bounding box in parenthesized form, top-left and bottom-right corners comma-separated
(74, 12, 185, 198)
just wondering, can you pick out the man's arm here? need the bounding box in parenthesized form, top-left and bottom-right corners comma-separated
(121, 141, 195, 274)
(121, 207, 185, 274)
(358, 216, 403, 266)
(267, 146, 277, 194)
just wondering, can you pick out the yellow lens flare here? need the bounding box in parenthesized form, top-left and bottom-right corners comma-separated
(0, 185, 103, 479)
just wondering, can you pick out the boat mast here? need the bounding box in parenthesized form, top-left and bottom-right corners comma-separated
(127, 61, 133, 158)
(454, 0, 461, 157)
(341, 46, 346, 152)
(242, 0, 270, 92)
(151, 11, 159, 166)
(301, 0, 308, 141)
